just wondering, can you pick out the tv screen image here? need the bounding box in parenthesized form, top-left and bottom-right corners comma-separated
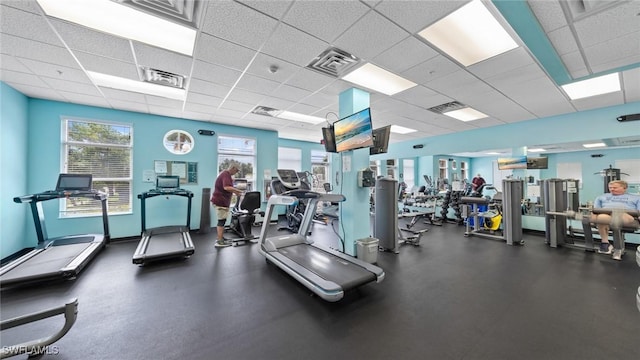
(370, 125, 391, 155)
(333, 108, 374, 153)
(527, 157, 548, 169)
(497, 156, 527, 170)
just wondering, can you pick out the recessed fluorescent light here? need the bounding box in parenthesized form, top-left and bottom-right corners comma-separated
(277, 111, 325, 125)
(443, 107, 488, 121)
(88, 71, 186, 100)
(528, 148, 546, 152)
(390, 125, 416, 134)
(418, 0, 518, 66)
(342, 63, 417, 96)
(561, 73, 621, 100)
(251, 106, 325, 125)
(36, 0, 196, 55)
(583, 142, 606, 148)
(485, 152, 500, 155)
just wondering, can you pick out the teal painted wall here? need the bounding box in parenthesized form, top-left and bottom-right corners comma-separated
(14, 98, 278, 255)
(1, 83, 29, 258)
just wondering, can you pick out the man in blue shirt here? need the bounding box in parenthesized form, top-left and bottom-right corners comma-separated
(592, 180, 640, 260)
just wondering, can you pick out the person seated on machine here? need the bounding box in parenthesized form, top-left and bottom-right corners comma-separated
(590, 180, 640, 259)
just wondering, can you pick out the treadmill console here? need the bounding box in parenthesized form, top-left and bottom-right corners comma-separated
(156, 175, 180, 191)
(56, 173, 93, 192)
(277, 169, 300, 189)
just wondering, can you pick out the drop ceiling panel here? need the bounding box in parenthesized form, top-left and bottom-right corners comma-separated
(145, 95, 184, 109)
(132, 42, 194, 76)
(219, 99, 255, 113)
(48, 19, 134, 62)
(201, 0, 279, 50)
(108, 99, 149, 113)
(4, 83, 64, 101)
(373, 36, 439, 74)
(622, 68, 640, 103)
(402, 55, 460, 84)
(560, 51, 589, 79)
(298, 92, 337, 109)
(17, 58, 89, 84)
(270, 83, 311, 103)
(572, 2, 640, 48)
(245, 53, 298, 83)
(184, 101, 218, 115)
(195, 34, 257, 72)
(260, 23, 329, 67)
(0, 5, 60, 44)
(333, 11, 407, 60)
(468, 48, 535, 80)
(1, 1, 42, 14)
(42, 77, 101, 96)
(58, 91, 110, 108)
(373, 0, 465, 34)
(226, 88, 266, 105)
(0, 34, 77, 68)
(74, 52, 139, 80)
(188, 78, 230, 98)
(0, 69, 50, 88)
(185, 92, 223, 108)
(283, 1, 369, 42)
(526, 0, 567, 32)
(190, 61, 241, 86)
(99, 87, 147, 103)
(238, 0, 293, 20)
(234, 73, 280, 95)
(546, 26, 579, 56)
(284, 68, 334, 92)
(583, 32, 640, 73)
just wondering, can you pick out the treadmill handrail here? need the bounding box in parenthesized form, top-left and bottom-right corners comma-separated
(0, 298, 78, 359)
(14, 189, 107, 203)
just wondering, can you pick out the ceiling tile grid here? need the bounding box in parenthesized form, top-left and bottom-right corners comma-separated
(0, 0, 637, 153)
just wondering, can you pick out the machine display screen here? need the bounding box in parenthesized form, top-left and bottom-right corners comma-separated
(56, 173, 93, 191)
(156, 175, 180, 189)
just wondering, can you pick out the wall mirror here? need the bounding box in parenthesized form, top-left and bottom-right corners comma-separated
(163, 130, 194, 155)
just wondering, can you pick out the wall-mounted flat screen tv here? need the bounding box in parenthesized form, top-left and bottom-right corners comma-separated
(321, 126, 337, 153)
(370, 125, 391, 155)
(333, 108, 374, 153)
(497, 156, 527, 170)
(527, 157, 548, 169)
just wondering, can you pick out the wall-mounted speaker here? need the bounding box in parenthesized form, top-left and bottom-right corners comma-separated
(198, 129, 215, 136)
(616, 114, 640, 122)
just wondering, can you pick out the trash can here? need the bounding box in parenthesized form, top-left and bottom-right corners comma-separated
(356, 237, 379, 264)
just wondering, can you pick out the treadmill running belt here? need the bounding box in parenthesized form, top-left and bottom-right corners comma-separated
(278, 244, 376, 291)
(0, 243, 93, 283)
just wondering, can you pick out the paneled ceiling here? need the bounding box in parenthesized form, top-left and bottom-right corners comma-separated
(1, 0, 638, 154)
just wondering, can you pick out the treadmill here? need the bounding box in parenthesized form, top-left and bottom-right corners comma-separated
(258, 169, 385, 302)
(132, 175, 195, 265)
(0, 174, 110, 288)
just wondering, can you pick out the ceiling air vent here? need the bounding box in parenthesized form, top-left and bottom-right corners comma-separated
(141, 67, 185, 89)
(427, 101, 467, 114)
(113, 0, 204, 29)
(306, 47, 361, 78)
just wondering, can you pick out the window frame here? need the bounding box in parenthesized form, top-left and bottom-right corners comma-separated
(217, 134, 257, 190)
(61, 117, 133, 218)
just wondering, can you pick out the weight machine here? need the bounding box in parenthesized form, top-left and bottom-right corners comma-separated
(460, 179, 524, 245)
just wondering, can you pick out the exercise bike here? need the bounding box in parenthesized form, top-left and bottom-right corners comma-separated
(226, 191, 263, 246)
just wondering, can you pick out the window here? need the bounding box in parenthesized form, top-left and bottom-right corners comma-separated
(63, 118, 132, 216)
(438, 159, 448, 189)
(311, 150, 330, 193)
(163, 129, 193, 155)
(218, 135, 256, 189)
(278, 147, 301, 172)
(460, 161, 468, 181)
(402, 159, 415, 191)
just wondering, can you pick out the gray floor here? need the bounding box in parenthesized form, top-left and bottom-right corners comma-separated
(1, 219, 639, 360)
